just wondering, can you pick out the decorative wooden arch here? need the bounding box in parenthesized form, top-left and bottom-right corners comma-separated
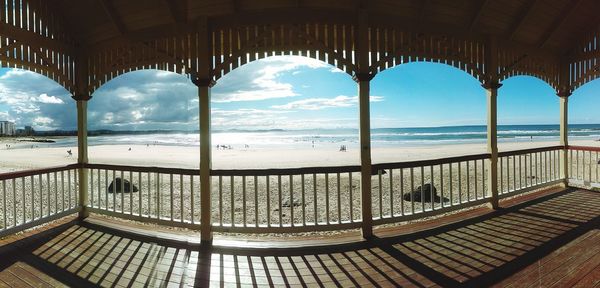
(0, 0, 77, 94)
(567, 27, 600, 92)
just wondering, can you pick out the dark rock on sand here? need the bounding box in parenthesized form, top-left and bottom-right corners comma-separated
(403, 183, 449, 203)
(108, 177, 139, 193)
(371, 169, 387, 176)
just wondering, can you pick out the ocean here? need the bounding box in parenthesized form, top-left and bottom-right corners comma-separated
(20, 124, 600, 150)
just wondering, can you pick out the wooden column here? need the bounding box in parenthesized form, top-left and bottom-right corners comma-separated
(355, 73, 374, 239)
(356, 8, 373, 239)
(194, 78, 214, 244)
(558, 92, 570, 185)
(73, 94, 91, 219)
(483, 82, 501, 209)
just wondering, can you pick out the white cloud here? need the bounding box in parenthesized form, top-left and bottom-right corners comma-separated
(0, 69, 72, 130)
(34, 93, 64, 104)
(212, 56, 332, 103)
(272, 95, 384, 110)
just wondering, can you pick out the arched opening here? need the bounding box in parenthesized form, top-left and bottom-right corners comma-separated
(211, 55, 357, 169)
(496, 75, 559, 194)
(498, 75, 559, 150)
(0, 68, 76, 171)
(569, 78, 600, 145)
(370, 61, 486, 216)
(88, 69, 199, 168)
(371, 61, 487, 162)
(211, 55, 358, 227)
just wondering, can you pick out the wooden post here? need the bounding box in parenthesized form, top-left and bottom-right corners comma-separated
(196, 16, 213, 244)
(484, 36, 500, 209)
(483, 82, 501, 209)
(355, 73, 374, 239)
(558, 92, 570, 185)
(356, 9, 373, 239)
(73, 95, 91, 219)
(195, 79, 213, 243)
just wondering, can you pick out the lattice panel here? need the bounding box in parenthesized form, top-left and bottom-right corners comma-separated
(569, 28, 600, 91)
(498, 49, 560, 90)
(211, 23, 357, 81)
(0, 0, 76, 92)
(368, 27, 486, 83)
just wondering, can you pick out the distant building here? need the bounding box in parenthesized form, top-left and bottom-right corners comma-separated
(24, 125, 35, 136)
(0, 121, 15, 136)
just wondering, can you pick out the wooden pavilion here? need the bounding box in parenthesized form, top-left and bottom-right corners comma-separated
(0, 0, 599, 286)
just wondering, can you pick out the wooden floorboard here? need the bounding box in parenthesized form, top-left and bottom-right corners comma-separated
(0, 187, 598, 287)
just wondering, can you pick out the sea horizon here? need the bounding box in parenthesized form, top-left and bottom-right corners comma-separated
(3, 123, 600, 150)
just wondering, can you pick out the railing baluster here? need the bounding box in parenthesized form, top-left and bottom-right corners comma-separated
(266, 176, 271, 227)
(512, 155, 516, 191)
(430, 165, 434, 211)
(12, 179, 16, 226)
(31, 175, 35, 220)
(481, 159, 485, 198)
(291, 174, 295, 226)
(449, 164, 453, 206)
(378, 170, 382, 217)
(589, 151, 592, 183)
(231, 175, 235, 226)
(325, 173, 329, 224)
(139, 172, 143, 217)
(170, 174, 174, 221)
(157, 173, 161, 219)
(179, 174, 183, 222)
(313, 173, 317, 225)
(466, 161, 470, 202)
(349, 172, 354, 221)
(121, 171, 125, 213)
(132, 171, 135, 216)
(420, 166, 425, 212)
(147, 172, 151, 217)
(410, 167, 414, 214)
(219, 175, 223, 226)
(254, 175, 258, 227)
(111, 170, 116, 212)
(46, 173, 50, 216)
(243, 176, 247, 227)
(336, 173, 341, 223)
(22, 177, 25, 223)
(278, 175, 282, 227)
(301, 174, 306, 226)
(399, 168, 404, 216)
(389, 169, 394, 216)
(2, 180, 6, 229)
(499, 157, 503, 194)
(458, 162, 462, 204)
(474, 159, 478, 200)
(439, 165, 444, 208)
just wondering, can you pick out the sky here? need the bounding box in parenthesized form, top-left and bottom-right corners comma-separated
(0, 55, 597, 131)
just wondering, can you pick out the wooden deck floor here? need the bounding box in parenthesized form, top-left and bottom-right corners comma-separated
(0, 187, 599, 287)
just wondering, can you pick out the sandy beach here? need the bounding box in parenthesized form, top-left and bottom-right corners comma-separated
(1, 139, 599, 230)
(0, 139, 598, 171)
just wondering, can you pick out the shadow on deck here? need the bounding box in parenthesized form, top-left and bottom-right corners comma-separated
(0, 187, 599, 287)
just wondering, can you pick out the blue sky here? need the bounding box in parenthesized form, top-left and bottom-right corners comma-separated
(0, 55, 597, 131)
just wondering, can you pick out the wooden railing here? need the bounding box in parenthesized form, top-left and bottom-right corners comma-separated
(0, 146, 575, 239)
(372, 153, 491, 224)
(84, 164, 201, 230)
(211, 166, 362, 233)
(568, 146, 600, 187)
(498, 146, 564, 197)
(0, 164, 80, 238)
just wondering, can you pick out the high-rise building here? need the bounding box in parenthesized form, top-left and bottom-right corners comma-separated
(0, 121, 15, 136)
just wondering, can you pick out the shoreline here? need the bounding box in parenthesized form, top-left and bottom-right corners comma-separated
(0, 139, 598, 171)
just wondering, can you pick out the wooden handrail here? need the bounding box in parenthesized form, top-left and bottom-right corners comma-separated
(0, 163, 82, 181)
(84, 163, 199, 176)
(498, 145, 565, 157)
(212, 165, 362, 176)
(568, 145, 600, 152)
(372, 153, 491, 170)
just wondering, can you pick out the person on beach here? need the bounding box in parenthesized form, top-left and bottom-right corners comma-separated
(67, 149, 72, 157)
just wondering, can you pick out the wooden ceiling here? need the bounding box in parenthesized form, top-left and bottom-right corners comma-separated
(53, 0, 600, 56)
